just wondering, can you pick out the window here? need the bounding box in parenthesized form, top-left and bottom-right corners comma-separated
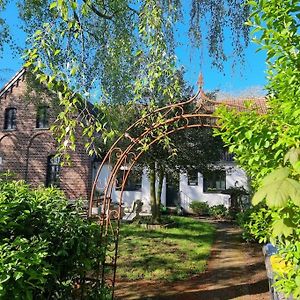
(4, 108, 17, 130)
(203, 170, 226, 192)
(116, 168, 142, 191)
(46, 156, 60, 187)
(36, 106, 49, 128)
(221, 150, 234, 162)
(187, 170, 198, 186)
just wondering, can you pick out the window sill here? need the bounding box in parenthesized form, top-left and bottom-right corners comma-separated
(203, 190, 226, 194)
(34, 127, 50, 131)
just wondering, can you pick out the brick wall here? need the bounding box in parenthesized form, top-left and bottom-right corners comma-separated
(0, 73, 93, 200)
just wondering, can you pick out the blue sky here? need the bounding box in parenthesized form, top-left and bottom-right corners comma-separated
(0, 2, 267, 97)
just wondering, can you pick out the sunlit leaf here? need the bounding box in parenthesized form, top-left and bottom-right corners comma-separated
(272, 219, 293, 238)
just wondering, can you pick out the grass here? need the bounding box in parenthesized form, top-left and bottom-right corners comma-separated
(117, 216, 216, 282)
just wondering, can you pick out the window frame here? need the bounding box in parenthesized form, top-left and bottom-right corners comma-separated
(36, 106, 49, 129)
(46, 155, 61, 187)
(203, 170, 226, 193)
(4, 107, 17, 130)
(187, 170, 198, 186)
(115, 167, 142, 191)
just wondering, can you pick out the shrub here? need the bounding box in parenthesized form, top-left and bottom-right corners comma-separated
(236, 205, 273, 243)
(189, 201, 209, 216)
(208, 204, 228, 219)
(0, 179, 109, 299)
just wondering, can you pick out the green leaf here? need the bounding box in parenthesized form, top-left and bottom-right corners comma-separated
(252, 167, 300, 208)
(49, 2, 57, 9)
(295, 275, 300, 287)
(272, 219, 293, 238)
(14, 272, 23, 280)
(284, 148, 300, 166)
(245, 130, 253, 140)
(261, 167, 290, 185)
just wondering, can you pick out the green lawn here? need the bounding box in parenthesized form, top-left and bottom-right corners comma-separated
(117, 216, 216, 281)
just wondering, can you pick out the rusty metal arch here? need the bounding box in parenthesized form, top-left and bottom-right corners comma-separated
(88, 90, 251, 298)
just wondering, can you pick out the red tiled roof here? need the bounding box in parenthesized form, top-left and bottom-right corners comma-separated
(220, 98, 267, 114)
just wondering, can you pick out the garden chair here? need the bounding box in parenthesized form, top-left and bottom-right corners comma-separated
(122, 199, 143, 222)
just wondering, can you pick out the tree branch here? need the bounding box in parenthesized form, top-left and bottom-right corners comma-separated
(127, 5, 139, 16)
(82, 0, 113, 20)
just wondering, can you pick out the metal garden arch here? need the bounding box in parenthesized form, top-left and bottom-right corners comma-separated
(87, 89, 249, 298)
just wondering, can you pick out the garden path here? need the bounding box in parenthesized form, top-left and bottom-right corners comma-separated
(115, 219, 269, 300)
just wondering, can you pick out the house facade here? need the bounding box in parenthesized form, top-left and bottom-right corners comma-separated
(0, 69, 249, 211)
(94, 160, 248, 213)
(0, 69, 93, 199)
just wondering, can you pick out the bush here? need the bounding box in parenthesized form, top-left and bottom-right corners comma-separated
(0, 179, 110, 299)
(189, 201, 210, 216)
(208, 205, 228, 219)
(236, 205, 273, 243)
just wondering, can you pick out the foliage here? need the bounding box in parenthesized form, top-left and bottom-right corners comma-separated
(236, 205, 273, 243)
(254, 152, 300, 298)
(0, 0, 251, 157)
(208, 204, 228, 219)
(0, 178, 109, 299)
(189, 201, 210, 216)
(215, 0, 300, 297)
(118, 216, 215, 281)
(3, 0, 242, 225)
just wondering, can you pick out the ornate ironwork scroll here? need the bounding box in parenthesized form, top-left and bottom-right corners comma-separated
(88, 90, 254, 298)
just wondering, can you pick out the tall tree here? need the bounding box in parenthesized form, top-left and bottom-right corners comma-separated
(0, 1, 250, 221)
(0, 1, 251, 154)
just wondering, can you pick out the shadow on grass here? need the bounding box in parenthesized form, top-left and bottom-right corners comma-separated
(117, 216, 216, 281)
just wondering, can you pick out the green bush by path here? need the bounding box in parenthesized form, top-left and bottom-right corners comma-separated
(189, 201, 210, 216)
(0, 179, 109, 299)
(236, 205, 273, 243)
(208, 204, 228, 219)
(117, 216, 215, 281)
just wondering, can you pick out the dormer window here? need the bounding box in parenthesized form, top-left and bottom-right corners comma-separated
(36, 106, 49, 129)
(4, 108, 17, 130)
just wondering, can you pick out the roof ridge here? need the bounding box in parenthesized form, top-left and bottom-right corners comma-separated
(0, 68, 27, 99)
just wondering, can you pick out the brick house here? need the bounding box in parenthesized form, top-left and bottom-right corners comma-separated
(0, 69, 94, 200)
(1, 69, 264, 211)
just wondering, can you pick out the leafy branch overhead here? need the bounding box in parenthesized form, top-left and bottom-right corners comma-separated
(1, 0, 251, 156)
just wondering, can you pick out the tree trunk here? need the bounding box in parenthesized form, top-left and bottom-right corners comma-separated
(156, 166, 164, 221)
(149, 162, 159, 223)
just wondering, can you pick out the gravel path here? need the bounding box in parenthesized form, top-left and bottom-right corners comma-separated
(115, 220, 269, 300)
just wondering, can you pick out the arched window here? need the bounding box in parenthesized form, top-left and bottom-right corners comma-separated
(4, 108, 17, 130)
(36, 106, 49, 128)
(46, 155, 60, 187)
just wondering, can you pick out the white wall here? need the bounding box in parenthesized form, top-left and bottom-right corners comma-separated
(179, 163, 248, 212)
(94, 164, 166, 213)
(94, 162, 248, 213)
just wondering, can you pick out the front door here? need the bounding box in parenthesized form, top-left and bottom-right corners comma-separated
(166, 171, 179, 207)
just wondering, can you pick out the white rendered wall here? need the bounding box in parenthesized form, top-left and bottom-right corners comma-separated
(179, 163, 248, 212)
(95, 164, 166, 213)
(94, 162, 247, 213)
